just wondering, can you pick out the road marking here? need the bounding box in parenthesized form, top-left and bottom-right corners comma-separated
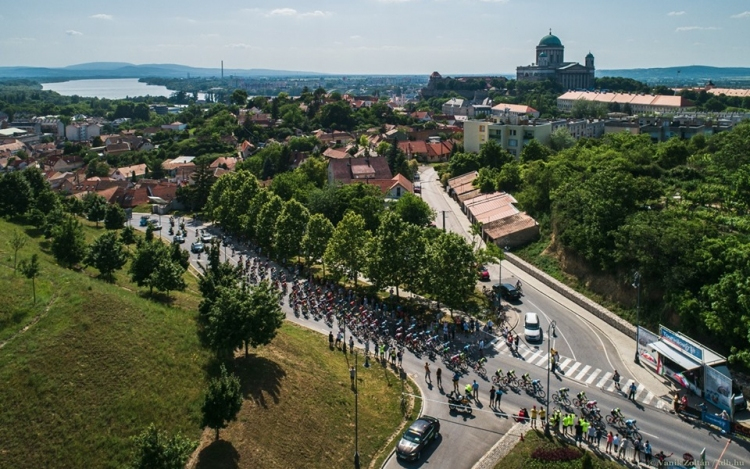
(521, 348, 533, 359)
(585, 369, 601, 385)
(527, 350, 542, 362)
(655, 400, 665, 410)
(530, 302, 577, 362)
(536, 353, 550, 367)
(623, 379, 634, 394)
(642, 391, 655, 405)
(558, 358, 572, 371)
(596, 372, 612, 388)
(566, 362, 581, 376)
(605, 381, 616, 392)
(574, 365, 591, 381)
(634, 385, 647, 401)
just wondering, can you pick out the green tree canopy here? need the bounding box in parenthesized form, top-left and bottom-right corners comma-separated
(425, 231, 476, 310)
(274, 199, 310, 262)
(301, 213, 334, 270)
(86, 231, 129, 281)
(129, 424, 197, 469)
(104, 204, 127, 230)
(51, 215, 87, 268)
(201, 365, 243, 441)
(393, 192, 435, 227)
(324, 211, 371, 285)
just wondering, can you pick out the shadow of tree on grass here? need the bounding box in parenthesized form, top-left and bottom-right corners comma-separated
(195, 439, 240, 469)
(233, 353, 286, 409)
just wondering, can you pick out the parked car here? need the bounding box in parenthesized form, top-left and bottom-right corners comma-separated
(493, 282, 521, 301)
(414, 183, 421, 194)
(477, 265, 490, 281)
(524, 312, 542, 342)
(396, 416, 440, 461)
(173, 234, 185, 244)
(139, 215, 149, 227)
(148, 220, 162, 230)
(190, 242, 204, 253)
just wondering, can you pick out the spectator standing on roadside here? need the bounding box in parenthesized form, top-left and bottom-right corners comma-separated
(606, 431, 614, 453)
(530, 406, 538, 428)
(424, 362, 431, 384)
(539, 407, 546, 427)
(628, 382, 638, 400)
(453, 371, 460, 393)
(472, 380, 479, 403)
(436, 367, 442, 388)
(489, 385, 496, 407)
(574, 419, 583, 446)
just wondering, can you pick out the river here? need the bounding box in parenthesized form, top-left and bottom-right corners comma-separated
(41, 78, 174, 99)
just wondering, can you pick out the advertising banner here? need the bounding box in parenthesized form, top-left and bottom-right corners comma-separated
(659, 326, 703, 361)
(704, 365, 733, 413)
(637, 327, 660, 369)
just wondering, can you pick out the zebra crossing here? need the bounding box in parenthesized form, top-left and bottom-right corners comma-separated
(489, 338, 669, 410)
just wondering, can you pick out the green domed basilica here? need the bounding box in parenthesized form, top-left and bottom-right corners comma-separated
(516, 30, 595, 90)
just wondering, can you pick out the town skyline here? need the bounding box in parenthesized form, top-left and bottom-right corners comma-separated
(2, 0, 750, 75)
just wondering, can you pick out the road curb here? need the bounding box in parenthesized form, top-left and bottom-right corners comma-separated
(471, 422, 526, 469)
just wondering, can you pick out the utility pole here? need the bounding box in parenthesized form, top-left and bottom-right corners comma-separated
(354, 351, 360, 469)
(633, 271, 641, 365)
(439, 210, 448, 231)
(545, 320, 556, 436)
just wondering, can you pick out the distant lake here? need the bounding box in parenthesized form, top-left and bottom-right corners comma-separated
(42, 78, 174, 99)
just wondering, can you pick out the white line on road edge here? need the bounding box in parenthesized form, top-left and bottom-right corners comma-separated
(529, 300, 577, 362)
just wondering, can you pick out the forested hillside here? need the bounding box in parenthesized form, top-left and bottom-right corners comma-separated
(514, 123, 750, 367)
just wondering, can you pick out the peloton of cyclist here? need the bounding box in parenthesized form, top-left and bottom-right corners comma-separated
(611, 407, 624, 422)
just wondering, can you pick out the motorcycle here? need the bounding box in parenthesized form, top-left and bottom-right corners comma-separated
(447, 391, 473, 414)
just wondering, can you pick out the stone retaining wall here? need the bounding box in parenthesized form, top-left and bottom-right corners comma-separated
(505, 253, 636, 339)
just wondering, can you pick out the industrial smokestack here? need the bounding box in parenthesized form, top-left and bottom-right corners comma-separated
(221, 60, 224, 79)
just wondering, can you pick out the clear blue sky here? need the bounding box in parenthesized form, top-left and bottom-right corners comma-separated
(2, 0, 749, 74)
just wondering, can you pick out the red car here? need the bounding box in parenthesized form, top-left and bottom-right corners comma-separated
(477, 265, 490, 281)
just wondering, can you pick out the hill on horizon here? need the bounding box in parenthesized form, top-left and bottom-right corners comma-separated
(598, 65, 750, 85)
(0, 62, 327, 80)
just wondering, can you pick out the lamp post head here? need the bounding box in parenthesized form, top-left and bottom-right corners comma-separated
(632, 271, 641, 289)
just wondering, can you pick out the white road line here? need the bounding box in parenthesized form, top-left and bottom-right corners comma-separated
(529, 302, 577, 362)
(642, 391, 655, 405)
(574, 365, 591, 381)
(527, 350, 542, 363)
(656, 400, 665, 410)
(623, 379, 634, 393)
(605, 382, 616, 392)
(558, 358, 572, 371)
(634, 385, 647, 401)
(521, 348, 533, 359)
(536, 353, 550, 367)
(597, 372, 612, 388)
(585, 369, 601, 385)
(566, 362, 582, 377)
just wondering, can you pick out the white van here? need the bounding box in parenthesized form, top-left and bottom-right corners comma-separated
(524, 312, 541, 342)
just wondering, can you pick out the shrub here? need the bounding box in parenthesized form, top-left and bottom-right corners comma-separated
(531, 445, 583, 462)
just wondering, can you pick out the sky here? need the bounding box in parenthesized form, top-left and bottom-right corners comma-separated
(2, 0, 749, 75)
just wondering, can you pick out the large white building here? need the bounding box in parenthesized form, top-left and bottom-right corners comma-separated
(463, 118, 552, 156)
(65, 122, 102, 142)
(516, 31, 595, 90)
(557, 91, 692, 114)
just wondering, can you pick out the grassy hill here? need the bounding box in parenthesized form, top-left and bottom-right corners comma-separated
(0, 218, 410, 468)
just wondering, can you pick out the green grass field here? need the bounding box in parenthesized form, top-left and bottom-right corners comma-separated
(0, 217, 409, 468)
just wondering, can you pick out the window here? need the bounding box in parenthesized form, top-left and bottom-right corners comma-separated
(509, 139, 517, 147)
(396, 187, 401, 197)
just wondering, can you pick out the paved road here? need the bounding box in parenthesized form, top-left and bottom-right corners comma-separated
(132, 211, 749, 468)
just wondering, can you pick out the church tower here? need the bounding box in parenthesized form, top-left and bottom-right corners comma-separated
(585, 52, 595, 69)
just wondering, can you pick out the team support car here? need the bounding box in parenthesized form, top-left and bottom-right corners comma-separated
(493, 282, 521, 301)
(200, 233, 214, 243)
(477, 265, 490, 281)
(190, 242, 204, 253)
(173, 234, 185, 244)
(396, 415, 440, 461)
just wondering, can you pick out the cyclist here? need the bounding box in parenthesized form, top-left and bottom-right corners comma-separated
(577, 391, 588, 404)
(559, 387, 569, 399)
(465, 383, 474, 398)
(494, 368, 504, 381)
(516, 279, 522, 291)
(611, 407, 624, 423)
(521, 372, 531, 386)
(625, 418, 638, 430)
(506, 369, 516, 382)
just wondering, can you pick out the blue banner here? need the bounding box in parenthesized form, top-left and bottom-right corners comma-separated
(660, 326, 703, 361)
(702, 410, 731, 434)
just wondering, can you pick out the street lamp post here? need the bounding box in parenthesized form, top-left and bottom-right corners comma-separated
(545, 319, 556, 436)
(633, 271, 641, 365)
(354, 351, 360, 469)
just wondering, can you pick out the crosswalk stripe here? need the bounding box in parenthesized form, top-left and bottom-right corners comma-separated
(642, 391, 655, 405)
(536, 353, 550, 367)
(527, 350, 541, 363)
(597, 372, 612, 388)
(585, 369, 601, 385)
(605, 381, 616, 392)
(623, 379, 634, 393)
(558, 358, 572, 371)
(521, 348, 533, 358)
(656, 400, 665, 410)
(566, 362, 581, 376)
(574, 365, 591, 381)
(634, 385, 647, 401)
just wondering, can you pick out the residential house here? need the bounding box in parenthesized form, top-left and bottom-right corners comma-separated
(323, 147, 349, 160)
(410, 111, 433, 122)
(315, 130, 355, 147)
(162, 156, 196, 182)
(65, 121, 102, 142)
(239, 140, 256, 158)
(442, 98, 469, 116)
(398, 141, 429, 160)
(491, 103, 540, 119)
(364, 173, 414, 200)
(425, 140, 453, 163)
(0, 138, 27, 155)
(47, 155, 85, 172)
(327, 156, 392, 186)
(210, 156, 238, 171)
(105, 142, 131, 156)
(112, 163, 148, 181)
(463, 118, 552, 157)
(160, 121, 187, 132)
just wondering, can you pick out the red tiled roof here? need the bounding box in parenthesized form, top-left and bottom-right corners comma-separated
(398, 141, 429, 156)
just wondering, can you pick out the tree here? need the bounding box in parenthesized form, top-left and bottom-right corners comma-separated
(130, 240, 168, 294)
(231, 89, 248, 106)
(104, 204, 127, 230)
(448, 152, 481, 176)
(169, 242, 190, 270)
(425, 232, 476, 310)
(201, 364, 243, 441)
(387, 139, 409, 178)
(550, 127, 576, 151)
(479, 140, 514, 169)
(320, 100, 354, 131)
(18, 254, 41, 303)
(121, 225, 137, 245)
(255, 194, 283, 254)
(51, 215, 87, 268)
(242, 280, 285, 355)
(86, 231, 129, 281)
(206, 170, 259, 234)
(301, 213, 334, 273)
(521, 139, 553, 163)
(274, 199, 310, 262)
(7, 229, 27, 272)
(393, 192, 435, 227)
(129, 423, 197, 469)
(0, 171, 33, 218)
(366, 211, 426, 297)
(151, 258, 187, 299)
(82, 193, 107, 227)
(324, 211, 371, 286)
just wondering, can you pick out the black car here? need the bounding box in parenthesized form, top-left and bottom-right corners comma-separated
(493, 282, 521, 301)
(396, 416, 440, 461)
